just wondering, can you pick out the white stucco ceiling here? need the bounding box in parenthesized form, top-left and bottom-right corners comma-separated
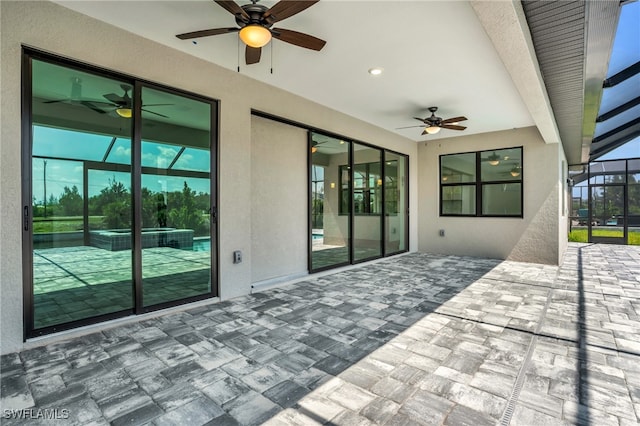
(54, 0, 542, 143)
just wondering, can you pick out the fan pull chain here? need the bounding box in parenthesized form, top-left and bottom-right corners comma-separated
(270, 42, 273, 74)
(237, 36, 240, 72)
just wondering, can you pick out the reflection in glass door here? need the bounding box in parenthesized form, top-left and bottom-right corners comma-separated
(25, 52, 217, 336)
(310, 133, 350, 270)
(140, 86, 213, 307)
(385, 152, 408, 254)
(29, 59, 134, 330)
(353, 144, 383, 262)
(309, 130, 409, 272)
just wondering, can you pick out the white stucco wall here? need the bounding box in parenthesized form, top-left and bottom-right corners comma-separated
(418, 126, 562, 265)
(250, 116, 308, 283)
(0, 1, 418, 354)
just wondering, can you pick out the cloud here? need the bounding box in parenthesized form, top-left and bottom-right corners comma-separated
(114, 146, 131, 157)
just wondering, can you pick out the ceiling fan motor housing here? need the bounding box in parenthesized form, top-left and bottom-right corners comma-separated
(235, 4, 271, 28)
(428, 107, 442, 125)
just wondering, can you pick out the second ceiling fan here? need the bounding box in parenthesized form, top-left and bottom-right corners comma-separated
(176, 0, 326, 65)
(398, 107, 467, 136)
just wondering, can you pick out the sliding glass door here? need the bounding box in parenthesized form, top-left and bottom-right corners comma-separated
(353, 143, 383, 262)
(140, 86, 213, 307)
(310, 133, 351, 270)
(309, 131, 409, 272)
(29, 60, 135, 330)
(24, 51, 217, 336)
(385, 151, 408, 254)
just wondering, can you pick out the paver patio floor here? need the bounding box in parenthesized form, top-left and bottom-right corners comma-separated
(1, 243, 639, 425)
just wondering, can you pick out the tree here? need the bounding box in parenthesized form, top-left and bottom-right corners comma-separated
(103, 200, 130, 229)
(47, 194, 59, 217)
(91, 177, 130, 228)
(141, 187, 163, 229)
(58, 185, 83, 216)
(168, 181, 204, 233)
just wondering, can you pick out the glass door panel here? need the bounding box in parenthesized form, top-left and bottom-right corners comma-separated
(630, 160, 640, 245)
(30, 59, 134, 329)
(590, 184, 626, 243)
(140, 86, 213, 307)
(310, 133, 350, 270)
(353, 143, 382, 262)
(385, 151, 408, 254)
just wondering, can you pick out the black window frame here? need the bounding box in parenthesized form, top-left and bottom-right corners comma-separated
(439, 146, 524, 218)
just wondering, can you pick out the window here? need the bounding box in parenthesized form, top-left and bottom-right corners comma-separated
(339, 162, 382, 215)
(440, 147, 523, 217)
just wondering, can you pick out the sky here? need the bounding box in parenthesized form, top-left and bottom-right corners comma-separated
(598, 137, 640, 161)
(31, 126, 211, 203)
(594, 1, 639, 162)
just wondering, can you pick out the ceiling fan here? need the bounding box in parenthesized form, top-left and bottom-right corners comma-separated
(43, 77, 98, 110)
(176, 0, 326, 65)
(397, 107, 467, 135)
(483, 153, 522, 176)
(483, 151, 502, 165)
(311, 140, 329, 153)
(83, 85, 172, 119)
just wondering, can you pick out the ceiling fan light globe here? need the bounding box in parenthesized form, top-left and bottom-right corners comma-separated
(425, 126, 441, 134)
(239, 25, 272, 48)
(489, 160, 500, 166)
(116, 107, 132, 118)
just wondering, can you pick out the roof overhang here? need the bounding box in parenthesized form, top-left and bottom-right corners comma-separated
(471, 1, 560, 145)
(520, 0, 620, 165)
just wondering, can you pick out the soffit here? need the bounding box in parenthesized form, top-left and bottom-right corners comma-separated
(521, 0, 620, 164)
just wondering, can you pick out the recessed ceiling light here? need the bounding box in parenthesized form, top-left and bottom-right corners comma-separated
(368, 67, 383, 76)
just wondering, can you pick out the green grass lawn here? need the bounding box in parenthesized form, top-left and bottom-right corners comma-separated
(33, 216, 104, 233)
(569, 229, 640, 245)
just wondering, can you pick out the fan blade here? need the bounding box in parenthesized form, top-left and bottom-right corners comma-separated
(142, 108, 169, 118)
(176, 27, 239, 40)
(104, 93, 125, 104)
(396, 125, 426, 130)
(441, 116, 467, 124)
(264, 1, 319, 24)
(43, 98, 69, 104)
(81, 101, 109, 114)
(440, 124, 467, 131)
(413, 117, 427, 123)
(272, 28, 326, 51)
(214, 0, 249, 20)
(246, 46, 262, 64)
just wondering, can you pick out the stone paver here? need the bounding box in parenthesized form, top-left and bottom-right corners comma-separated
(1, 243, 639, 425)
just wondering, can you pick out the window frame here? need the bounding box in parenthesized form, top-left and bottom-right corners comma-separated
(439, 147, 524, 218)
